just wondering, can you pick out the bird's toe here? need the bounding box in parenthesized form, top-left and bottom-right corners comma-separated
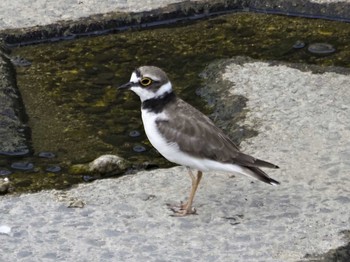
(166, 202, 197, 216)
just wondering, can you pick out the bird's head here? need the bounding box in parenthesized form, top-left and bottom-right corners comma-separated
(118, 66, 173, 101)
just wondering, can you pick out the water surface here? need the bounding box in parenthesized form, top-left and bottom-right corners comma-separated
(7, 12, 350, 192)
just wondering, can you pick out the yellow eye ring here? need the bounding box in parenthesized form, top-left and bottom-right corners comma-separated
(140, 77, 152, 87)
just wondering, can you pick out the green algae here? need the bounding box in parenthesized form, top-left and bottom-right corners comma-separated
(7, 12, 350, 193)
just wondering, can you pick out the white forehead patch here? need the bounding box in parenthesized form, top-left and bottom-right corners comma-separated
(130, 72, 139, 83)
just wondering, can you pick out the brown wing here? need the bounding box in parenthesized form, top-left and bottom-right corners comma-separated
(157, 98, 278, 169)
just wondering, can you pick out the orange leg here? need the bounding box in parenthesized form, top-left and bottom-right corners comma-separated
(170, 169, 203, 216)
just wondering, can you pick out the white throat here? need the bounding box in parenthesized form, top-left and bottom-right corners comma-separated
(130, 79, 173, 102)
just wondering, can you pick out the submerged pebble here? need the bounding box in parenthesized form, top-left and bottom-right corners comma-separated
(0, 169, 12, 176)
(11, 162, 34, 171)
(10, 56, 32, 67)
(82, 175, 94, 182)
(292, 40, 305, 49)
(129, 130, 141, 137)
(133, 145, 146, 153)
(38, 151, 56, 159)
(45, 165, 61, 173)
(308, 43, 336, 55)
(0, 149, 30, 157)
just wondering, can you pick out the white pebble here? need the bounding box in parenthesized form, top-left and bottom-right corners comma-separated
(0, 225, 11, 235)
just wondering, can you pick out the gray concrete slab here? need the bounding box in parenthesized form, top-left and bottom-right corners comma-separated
(1, 58, 349, 261)
(1, 0, 350, 32)
(1, 0, 350, 261)
(0, 0, 190, 30)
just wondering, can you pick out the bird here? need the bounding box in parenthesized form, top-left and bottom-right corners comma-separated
(118, 66, 279, 216)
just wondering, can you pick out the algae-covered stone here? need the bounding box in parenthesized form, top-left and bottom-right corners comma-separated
(0, 177, 10, 194)
(0, 39, 31, 156)
(70, 154, 130, 177)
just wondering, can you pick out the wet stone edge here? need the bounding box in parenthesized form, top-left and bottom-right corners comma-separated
(0, 0, 350, 46)
(0, 40, 31, 156)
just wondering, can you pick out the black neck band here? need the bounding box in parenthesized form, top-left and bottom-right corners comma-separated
(142, 92, 176, 113)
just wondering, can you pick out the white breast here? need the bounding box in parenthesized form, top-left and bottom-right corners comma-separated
(141, 109, 180, 162)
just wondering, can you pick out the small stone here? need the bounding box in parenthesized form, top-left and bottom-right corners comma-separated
(68, 200, 85, 208)
(0, 169, 12, 176)
(0, 149, 30, 157)
(0, 225, 11, 235)
(11, 162, 34, 171)
(82, 175, 94, 182)
(308, 43, 336, 55)
(38, 151, 56, 159)
(0, 177, 10, 194)
(45, 165, 61, 173)
(88, 154, 129, 175)
(129, 130, 141, 137)
(133, 145, 146, 153)
(10, 56, 32, 67)
(292, 40, 305, 49)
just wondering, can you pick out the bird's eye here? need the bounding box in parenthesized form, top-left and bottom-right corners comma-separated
(140, 77, 152, 87)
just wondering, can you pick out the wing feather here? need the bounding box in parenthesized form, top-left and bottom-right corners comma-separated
(157, 98, 278, 169)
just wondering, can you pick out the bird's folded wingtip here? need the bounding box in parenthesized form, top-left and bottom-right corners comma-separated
(270, 179, 280, 186)
(254, 158, 280, 169)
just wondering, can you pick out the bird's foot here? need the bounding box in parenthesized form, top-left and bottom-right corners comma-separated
(172, 208, 197, 217)
(166, 202, 197, 216)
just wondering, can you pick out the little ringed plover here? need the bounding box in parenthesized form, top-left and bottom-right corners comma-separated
(118, 66, 279, 216)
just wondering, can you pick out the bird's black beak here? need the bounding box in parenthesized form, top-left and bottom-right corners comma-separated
(118, 81, 133, 90)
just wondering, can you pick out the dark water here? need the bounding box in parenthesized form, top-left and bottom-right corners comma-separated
(5, 12, 350, 193)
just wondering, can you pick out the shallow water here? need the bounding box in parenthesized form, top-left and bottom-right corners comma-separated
(6, 12, 350, 193)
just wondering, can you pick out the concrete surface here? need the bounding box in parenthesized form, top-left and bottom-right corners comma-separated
(1, 58, 350, 261)
(1, 0, 350, 261)
(1, 0, 350, 31)
(0, 0, 188, 30)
